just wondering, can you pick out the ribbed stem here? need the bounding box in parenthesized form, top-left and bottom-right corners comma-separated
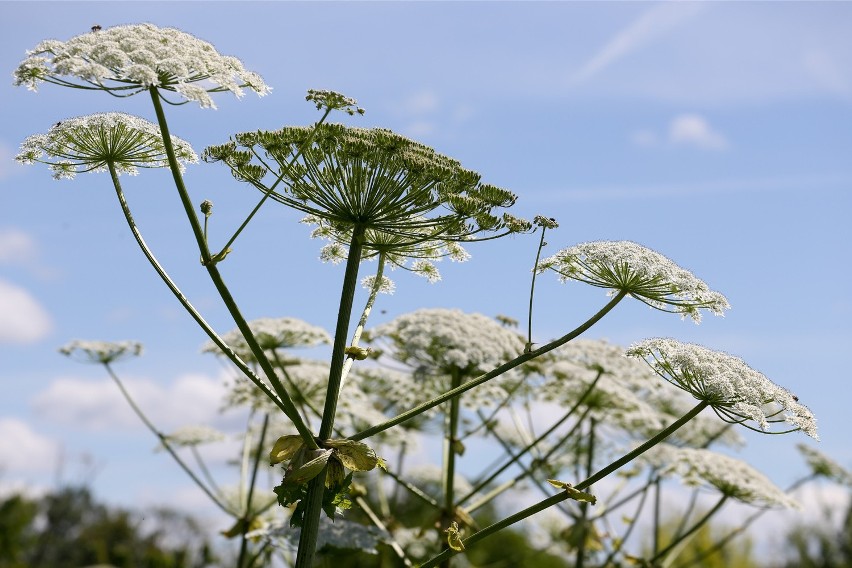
(294, 227, 365, 568)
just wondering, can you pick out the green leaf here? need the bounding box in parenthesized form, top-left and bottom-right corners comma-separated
(284, 449, 332, 485)
(325, 439, 380, 471)
(269, 435, 304, 465)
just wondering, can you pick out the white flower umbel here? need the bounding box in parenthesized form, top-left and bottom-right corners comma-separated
(539, 241, 730, 323)
(17, 113, 197, 179)
(304, 214, 471, 283)
(160, 425, 227, 448)
(59, 339, 143, 364)
(15, 23, 270, 108)
(797, 444, 852, 485)
(650, 445, 799, 509)
(203, 317, 331, 361)
(628, 338, 818, 439)
(369, 309, 525, 376)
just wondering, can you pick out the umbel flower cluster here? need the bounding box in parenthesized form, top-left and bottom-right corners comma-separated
(203, 123, 532, 261)
(628, 338, 818, 439)
(16, 112, 197, 179)
(645, 444, 799, 509)
(540, 240, 730, 323)
(14, 23, 270, 108)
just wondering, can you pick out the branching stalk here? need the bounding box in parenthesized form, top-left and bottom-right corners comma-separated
(351, 291, 628, 441)
(419, 400, 710, 567)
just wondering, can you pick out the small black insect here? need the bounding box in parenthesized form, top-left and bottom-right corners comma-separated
(91, 24, 102, 33)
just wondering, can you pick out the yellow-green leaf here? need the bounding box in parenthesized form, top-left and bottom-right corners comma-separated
(284, 449, 332, 485)
(445, 521, 465, 552)
(269, 435, 304, 465)
(325, 439, 379, 471)
(547, 479, 596, 505)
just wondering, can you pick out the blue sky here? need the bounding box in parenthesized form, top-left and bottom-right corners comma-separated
(1, 0, 851, 546)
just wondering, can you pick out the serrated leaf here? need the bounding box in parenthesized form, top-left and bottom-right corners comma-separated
(284, 448, 332, 485)
(325, 439, 379, 471)
(269, 435, 305, 465)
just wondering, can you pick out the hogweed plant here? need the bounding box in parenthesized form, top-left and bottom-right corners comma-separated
(14, 22, 842, 568)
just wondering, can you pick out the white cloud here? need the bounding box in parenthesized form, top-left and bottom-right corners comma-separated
(32, 373, 229, 432)
(668, 113, 728, 150)
(0, 228, 37, 264)
(0, 278, 53, 344)
(571, 2, 706, 85)
(0, 418, 58, 473)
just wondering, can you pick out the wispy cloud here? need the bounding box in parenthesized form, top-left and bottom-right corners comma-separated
(668, 113, 728, 150)
(0, 278, 52, 344)
(571, 2, 706, 86)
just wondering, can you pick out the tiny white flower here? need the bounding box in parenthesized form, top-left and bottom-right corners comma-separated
(361, 274, 395, 295)
(160, 425, 226, 448)
(647, 445, 799, 509)
(59, 339, 143, 364)
(369, 309, 525, 376)
(14, 23, 270, 108)
(797, 444, 852, 485)
(540, 241, 730, 323)
(203, 317, 331, 361)
(628, 338, 818, 439)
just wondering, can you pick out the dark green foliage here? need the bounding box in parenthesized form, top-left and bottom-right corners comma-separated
(0, 486, 215, 568)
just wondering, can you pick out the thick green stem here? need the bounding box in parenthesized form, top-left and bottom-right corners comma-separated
(351, 291, 628, 441)
(148, 88, 315, 447)
(440, 369, 463, 568)
(294, 227, 365, 568)
(420, 400, 710, 568)
(103, 363, 231, 514)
